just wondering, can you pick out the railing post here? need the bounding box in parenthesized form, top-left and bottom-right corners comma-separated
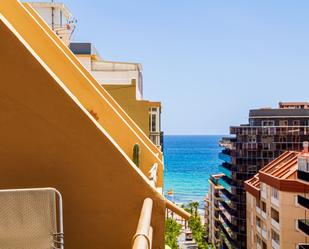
(132, 198, 153, 249)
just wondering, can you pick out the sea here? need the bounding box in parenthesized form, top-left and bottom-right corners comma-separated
(164, 135, 223, 209)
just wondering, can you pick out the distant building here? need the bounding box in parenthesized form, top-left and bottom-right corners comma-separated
(245, 145, 309, 249)
(205, 174, 224, 247)
(216, 102, 309, 249)
(29, 2, 75, 45)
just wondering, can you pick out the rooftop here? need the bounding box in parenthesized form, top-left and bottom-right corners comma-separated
(245, 150, 309, 197)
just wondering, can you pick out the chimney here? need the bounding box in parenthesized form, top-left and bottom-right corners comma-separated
(303, 141, 309, 153)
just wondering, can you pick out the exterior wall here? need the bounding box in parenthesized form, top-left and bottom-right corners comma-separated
(2, 0, 164, 188)
(247, 184, 308, 249)
(76, 55, 161, 143)
(23, 2, 163, 163)
(0, 16, 166, 249)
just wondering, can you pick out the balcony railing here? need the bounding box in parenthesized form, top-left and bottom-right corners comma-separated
(298, 219, 309, 236)
(230, 125, 309, 136)
(132, 198, 153, 249)
(298, 195, 309, 209)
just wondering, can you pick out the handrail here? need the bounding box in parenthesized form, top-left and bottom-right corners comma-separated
(132, 198, 153, 249)
(166, 199, 191, 220)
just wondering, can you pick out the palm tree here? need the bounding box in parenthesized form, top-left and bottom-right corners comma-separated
(192, 201, 199, 217)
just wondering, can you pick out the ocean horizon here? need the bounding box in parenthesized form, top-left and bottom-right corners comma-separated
(164, 135, 224, 208)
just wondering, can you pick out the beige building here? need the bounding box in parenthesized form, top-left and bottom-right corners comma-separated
(245, 150, 309, 249)
(205, 174, 224, 248)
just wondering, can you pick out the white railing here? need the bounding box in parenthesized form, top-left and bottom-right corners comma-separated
(271, 218, 280, 231)
(149, 163, 158, 187)
(272, 239, 280, 249)
(261, 211, 267, 219)
(261, 228, 267, 240)
(271, 196, 279, 207)
(132, 198, 153, 249)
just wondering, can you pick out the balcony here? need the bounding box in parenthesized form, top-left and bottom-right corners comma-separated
(219, 164, 232, 178)
(219, 150, 233, 164)
(298, 170, 309, 183)
(219, 222, 240, 249)
(298, 219, 309, 236)
(271, 196, 279, 207)
(272, 239, 280, 249)
(220, 199, 237, 216)
(298, 195, 309, 209)
(149, 131, 164, 151)
(271, 218, 280, 231)
(219, 210, 238, 233)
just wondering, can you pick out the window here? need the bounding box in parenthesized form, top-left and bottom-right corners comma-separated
(256, 216, 261, 228)
(271, 229, 280, 244)
(279, 120, 288, 126)
(271, 208, 279, 223)
(149, 107, 160, 132)
(293, 120, 300, 126)
(262, 120, 274, 126)
(261, 201, 266, 213)
(271, 187, 279, 200)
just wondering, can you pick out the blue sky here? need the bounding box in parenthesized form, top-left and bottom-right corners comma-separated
(33, 1, 309, 135)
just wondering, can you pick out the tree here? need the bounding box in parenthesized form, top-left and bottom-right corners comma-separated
(165, 217, 182, 249)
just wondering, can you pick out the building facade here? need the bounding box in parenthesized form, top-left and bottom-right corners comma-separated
(245, 149, 309, 249)
(69, 42, 164, 149)
(30, 4, 163, 150)
(296, 143, 309, 248)
(217, 103, 309, 249)
(205, 174, 224, 247)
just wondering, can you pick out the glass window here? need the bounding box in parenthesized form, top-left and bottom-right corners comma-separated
(271, 229, 280, 244)
(271, 187, 279, 200)
(271, 207, 279, 223)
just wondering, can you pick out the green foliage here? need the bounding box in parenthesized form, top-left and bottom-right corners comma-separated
(184, 202, 214, 249)
(165, 217, 182, 249)
(133, 143, 140, 167)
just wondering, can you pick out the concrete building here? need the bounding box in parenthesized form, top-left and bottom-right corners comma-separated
(245, 149, 309, 249)
(0, 1, 189, 248)
(218, 102, 309, 248)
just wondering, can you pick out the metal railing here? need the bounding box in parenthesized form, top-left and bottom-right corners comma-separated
(132, 198, 153, 249)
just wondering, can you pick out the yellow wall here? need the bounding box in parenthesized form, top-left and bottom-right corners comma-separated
(104, 80, 160, 137)
(1, 0, 163, 187)
(23, 2, 163, 162)
(0, 17, 166, 248)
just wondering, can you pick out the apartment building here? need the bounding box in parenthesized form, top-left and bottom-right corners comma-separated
(0, 1, 189, 248)
(296, 142, 309, 248)
(245, 149, 309, 249)
(205, 174, 225, 247)
(218, 102, 309, 248)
